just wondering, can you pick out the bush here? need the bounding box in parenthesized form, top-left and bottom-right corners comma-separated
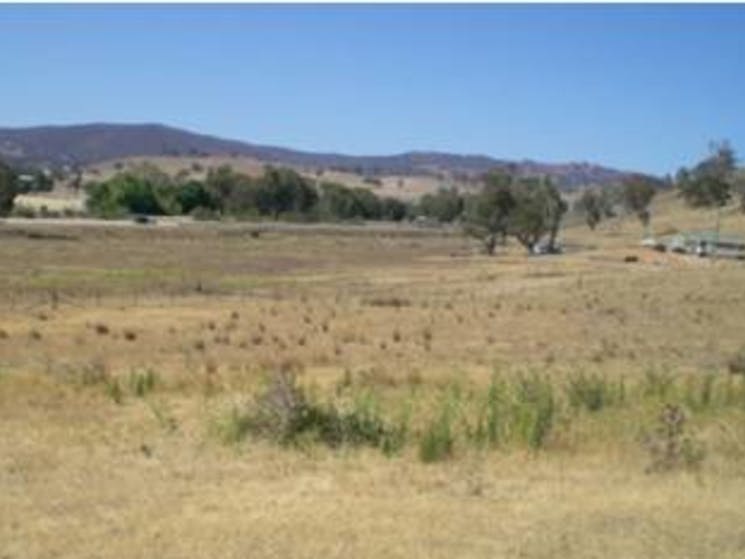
(239, 366, 395, 449)
(105, 378, 124, 405)
(565, 372, 623, 412)
(513, 374, 556, 449)
(213, 405, 253, 445)
(128, 368, 157, 397)
(643, 404, 705, 473)
(469, 374, 506, 449)
(86, 164, 178, 217)
(642, 369, 675, 399)
(419, 388, 459, 462)
(418, 188, 464, 223)
(683, 372, 717, 411)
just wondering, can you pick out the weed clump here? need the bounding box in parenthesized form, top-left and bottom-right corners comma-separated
(419, 393, 457, 463)
(514, 374, 556, 450)
(566, 372, 624, 412)
(234, 366, 397, 450)
(105, 378, 123, 404)
(128, 369, 157, 397)
(683, 373, 717, 411)
(469, 375, 506, 449)
(643, 404, 705, 473)
(728, 347, 745, 376)
(643, 369, 675, 399)
(78, 360, 109, 386)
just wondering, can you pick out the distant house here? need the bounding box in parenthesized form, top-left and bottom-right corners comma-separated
(666, 231, 745, 260)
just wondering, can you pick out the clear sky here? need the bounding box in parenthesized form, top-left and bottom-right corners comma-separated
(1, 4, 744, 175)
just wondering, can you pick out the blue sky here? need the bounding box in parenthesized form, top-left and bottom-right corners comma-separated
(1, 4, 744, 175)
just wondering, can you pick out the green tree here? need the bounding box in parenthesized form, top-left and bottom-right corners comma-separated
(464, 172, 568, 254)
(419, 188, 464, 222)
(316, 181, 394, 221)
(86, 174, 161, 216)
(205, 165, 242, 213)
(175, 180, 219, 214)
(256, 166, 318, 219)
(349, 187, 382, 219)
(86, 163, 178, 217)
(381, 197, 408, 222)
(204, 165, 263, 215)
(621, 174, 658, 236)
(543, 180, 568, 253)
(734, 169, 745, 212)
(318, 181, 358, 220)
(575, 188, 614, 230)
(677, 142, 737, 238)
(508, 178, 566, 253)
(463, 170, 516, 254)
(0, 160, 18, 216)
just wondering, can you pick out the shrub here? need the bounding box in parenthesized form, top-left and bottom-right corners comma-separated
(469, 374, 506, 449)
(419, 389, 459, 462)
(565, 372, 622, 412)
(105, 378, 123, 405)
(642, 369, 675, 399)
(381, 400, 411, 457)
(513, 374, 556, 450)
(128, 368, 157, 397)
(683, 372, 717, 412)
(241, 366, 394, 449)
(643, 404, 705, 473)
(78, 360, 109, 386)
(213, 405, 252, 444)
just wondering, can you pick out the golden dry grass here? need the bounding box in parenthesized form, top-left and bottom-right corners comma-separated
(2, 198, 745, 558)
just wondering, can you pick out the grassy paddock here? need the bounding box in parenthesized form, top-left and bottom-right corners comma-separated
(2, 204, 745, 558)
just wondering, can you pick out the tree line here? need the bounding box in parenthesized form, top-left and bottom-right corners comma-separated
(0, 161, 54, 216)
(84, 163, 409, 222)
(81, 162, 574, 253)
(3, 142, 744, 253)
(0, 157, 676, 255)
(573, 142, 745, 235)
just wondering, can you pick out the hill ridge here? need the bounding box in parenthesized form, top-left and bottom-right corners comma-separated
(0, 122, 640, 189)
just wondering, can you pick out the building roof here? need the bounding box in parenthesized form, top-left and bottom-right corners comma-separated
(671, 231, 745, 246)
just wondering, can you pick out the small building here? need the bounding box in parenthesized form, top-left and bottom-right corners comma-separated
(667, 231, 745, 260)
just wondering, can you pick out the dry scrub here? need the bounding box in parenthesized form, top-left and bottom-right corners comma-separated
(2, 208, 745, 558)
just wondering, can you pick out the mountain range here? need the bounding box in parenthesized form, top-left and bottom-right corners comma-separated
(0, 123, 640, 189)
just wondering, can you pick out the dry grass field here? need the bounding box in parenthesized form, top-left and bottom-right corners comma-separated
(2, 192, 745, 558)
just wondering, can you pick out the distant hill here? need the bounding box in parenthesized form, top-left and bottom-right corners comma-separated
(0, 123, 641, 189)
